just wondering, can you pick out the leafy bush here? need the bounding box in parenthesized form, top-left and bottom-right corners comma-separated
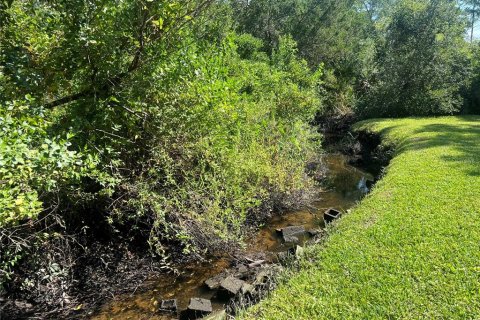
(235, 33, 265, 59)
(0, 0, 323, 297)
(0, 98, 104, 290)
(0, 99, 98, 227)
(102, 33, 323, 254)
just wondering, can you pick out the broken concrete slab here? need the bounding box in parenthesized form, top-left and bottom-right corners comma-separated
(183, 298, 212, 319)
(277, 225, 305, 242)
(237, 264, 248, 274)
(241, 282, 255, 295)
(220, 276, 245, 295)
(234, 264, 250, 279)
(247, 260, 265, 268)
(254, 270, 269, 285)
(188, 298, 212, 312)
(159, 299, 177, 313)
(324, 208, 342, 224)
(204, 272, 228, 290)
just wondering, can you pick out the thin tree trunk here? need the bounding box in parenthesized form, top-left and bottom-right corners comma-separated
(471, 2, 476, 43)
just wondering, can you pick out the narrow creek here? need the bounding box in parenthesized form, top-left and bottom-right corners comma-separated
(91, 154, 375, 320)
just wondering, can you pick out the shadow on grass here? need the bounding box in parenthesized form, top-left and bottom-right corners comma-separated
(398, 116, 480, 177)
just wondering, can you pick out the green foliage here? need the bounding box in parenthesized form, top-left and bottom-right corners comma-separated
(232, 0, 479, 118)
(230, 0, 376, 116)
(359, 0, 471, 117)
(0, 97, 107, 287)
(0, 99, 97, 227)
(0, 0, 323, 285)
(3, 0, 480, 312)
(235, 33, 265, 59)
(105, 33, 323, 252)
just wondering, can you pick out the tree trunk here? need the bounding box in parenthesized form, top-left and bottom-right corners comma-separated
(471, 2, 476, 43)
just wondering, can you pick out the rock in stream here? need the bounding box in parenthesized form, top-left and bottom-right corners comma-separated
(181, 298, 212, 319)
(276, 225, 305, 243)
(219, 276, 245, 296)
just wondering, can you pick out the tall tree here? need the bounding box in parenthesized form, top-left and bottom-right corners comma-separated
(231, 0, 377, 115)
(360, 0, 470, 117)
(463, 0, 480, 42)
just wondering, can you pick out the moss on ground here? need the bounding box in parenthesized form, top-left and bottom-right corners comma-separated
(242, 116, 480, 319)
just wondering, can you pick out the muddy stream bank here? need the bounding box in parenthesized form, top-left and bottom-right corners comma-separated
(90, 154, 376, 320)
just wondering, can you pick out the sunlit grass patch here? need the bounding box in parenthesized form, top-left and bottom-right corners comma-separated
(242, 116, 480, 319)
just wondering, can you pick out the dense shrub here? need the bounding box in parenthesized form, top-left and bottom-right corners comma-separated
(464, 43, 480, 114)
(235, 33, 265, 59)
(0, 0, 323, 297)
(92, 33, 323, 255)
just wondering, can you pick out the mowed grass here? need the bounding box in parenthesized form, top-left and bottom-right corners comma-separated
(243, 116, 480, 319)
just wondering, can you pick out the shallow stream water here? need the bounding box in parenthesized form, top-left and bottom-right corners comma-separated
(91, 154, 374, 320)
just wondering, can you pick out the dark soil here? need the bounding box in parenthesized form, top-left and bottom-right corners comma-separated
(1, 239, 164, 319)
(0, 190, 315, 320)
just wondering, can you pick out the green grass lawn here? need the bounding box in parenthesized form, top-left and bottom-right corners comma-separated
(243, 116, 480, 319)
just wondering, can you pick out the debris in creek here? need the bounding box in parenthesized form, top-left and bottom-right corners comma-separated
(204, 272, 229, 290)
(247, 260, 265, 268)
(182, 298, 212, 319)
(219, 276, 245, 296)
(276, 226, 305, 243)
(324, 208, 342, 224)
(159, 299, 178, 313)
